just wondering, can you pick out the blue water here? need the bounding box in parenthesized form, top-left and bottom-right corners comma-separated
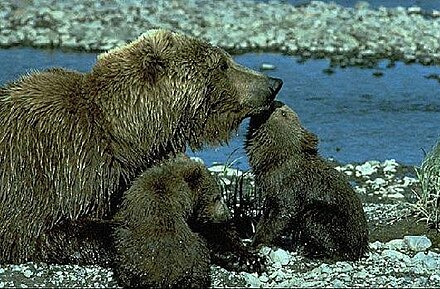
(1, 48, 439, 170)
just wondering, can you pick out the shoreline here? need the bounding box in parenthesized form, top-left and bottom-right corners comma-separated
(0, 1, 439, 67)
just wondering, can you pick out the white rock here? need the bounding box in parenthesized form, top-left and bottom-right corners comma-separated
(370, 177, 386, 187)
(385, 239, 407, 250)
(208, 165, 243, 177)
(260, 63, 276, 70)
(404, 235, 432, 252)
(412, 251, 439, 269)
(407, 6, 422, 13)
(242, 272, 261, 288)
(382, 160, 398, 173)
(369, 240, 383, 250)
(387, 192, 405, 199)
(259, 246, 272, 257)
(189, 156, 204, 164)
(269, 248, 291, 266)
(381, 249, 411, 262)
(355, 162, 377, 176)
(258, 274, 269, 283)
(23, 269, 33, 278)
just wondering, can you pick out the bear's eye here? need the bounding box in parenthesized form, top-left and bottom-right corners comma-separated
(219, 61, 229, 72)
(281, 111, 288, 117)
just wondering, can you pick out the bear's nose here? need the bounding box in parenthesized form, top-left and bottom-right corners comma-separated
(268, 77, 283, 98)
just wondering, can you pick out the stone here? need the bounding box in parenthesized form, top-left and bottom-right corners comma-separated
(258, 274, 269, 283)
(23, 269, 33, 278)
(387, 192, 405, 199)
(269, 248, 291, 266)
(355, 162, 377, 176)
(404, 235, 432, 252)
(381, 249, 411, 263)
(382, 159, 398, 173)
(208, 165, 243, 177)
(260, 63, 276, 70)
(370, 177, 386, 188)
(412, 251, 439, 269)
(242, 272, 261, 288)
(385, 239, 407, 250)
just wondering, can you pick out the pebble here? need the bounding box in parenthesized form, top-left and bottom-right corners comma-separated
(355, 162, 378, 176)
(385, 239, 407, 250)
(260, 63, 276, 70)
(404, 235, 432, 252)
(0, 0, 439, 66)
(381, 249, 411, 262)
(269, 248, 291, 266)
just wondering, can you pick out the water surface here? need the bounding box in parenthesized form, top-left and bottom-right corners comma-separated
(1, 48, 439, 170)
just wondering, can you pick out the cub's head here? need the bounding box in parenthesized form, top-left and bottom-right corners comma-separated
(93, 29, 282, 152)
(245, 101, 318, 171)
(181, 160, 230, 224)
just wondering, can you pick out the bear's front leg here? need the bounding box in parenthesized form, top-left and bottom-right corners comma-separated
(36, 219, 116, 267)
(251, 200, 294, 248)
(196, 222, 265, 273)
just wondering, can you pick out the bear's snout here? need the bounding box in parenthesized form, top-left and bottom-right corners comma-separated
(268, 77, 283, 99)
(245, 76, 283, 116)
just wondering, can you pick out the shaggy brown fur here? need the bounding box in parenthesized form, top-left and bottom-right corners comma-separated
(0, 29, 282, 265)
(113, 156, 229, 288)
(245, 101, 368, 261)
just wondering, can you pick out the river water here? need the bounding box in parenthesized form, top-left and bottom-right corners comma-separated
(1, 48, 439, 170)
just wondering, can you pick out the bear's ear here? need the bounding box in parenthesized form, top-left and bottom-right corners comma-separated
(132, 29, 176, 83)
(302, 130, 319, 155)
(95, 29, 175, 83)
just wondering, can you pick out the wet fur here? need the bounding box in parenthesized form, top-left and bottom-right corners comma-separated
(113, 156, 227, 288)
(246, 101, 369, 261)
(0, 29, 278, 265)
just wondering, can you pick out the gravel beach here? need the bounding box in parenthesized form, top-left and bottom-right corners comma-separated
(1, 159, 439, 288)
(0, 0, 440, 66)
(1, 0, 439, 287)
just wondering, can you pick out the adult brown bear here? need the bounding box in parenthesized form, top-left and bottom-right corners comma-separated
(0, 29, 282, 268)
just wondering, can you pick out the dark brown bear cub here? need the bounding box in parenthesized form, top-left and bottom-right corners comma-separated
(113, 155, 230, 288)
(245, 101, 368, 261)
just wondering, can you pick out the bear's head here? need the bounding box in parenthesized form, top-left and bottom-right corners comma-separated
(90, 29, 282, 160)
(245, 101, 318, 172)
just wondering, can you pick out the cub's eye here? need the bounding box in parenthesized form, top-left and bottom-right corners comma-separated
(281, 111, 288, 117)
(219, 61, 229, 71)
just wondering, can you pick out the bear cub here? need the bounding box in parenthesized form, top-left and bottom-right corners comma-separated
(245, 101, 369, 261)
(113, 155, 230, 288)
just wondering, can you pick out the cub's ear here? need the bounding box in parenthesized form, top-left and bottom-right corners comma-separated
(302, 130, 319, 155)
(183, 165, 203, 192)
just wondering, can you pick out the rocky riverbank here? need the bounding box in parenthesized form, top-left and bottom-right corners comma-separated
(1, 159, 439, 288)
(1, 0, 440, 66)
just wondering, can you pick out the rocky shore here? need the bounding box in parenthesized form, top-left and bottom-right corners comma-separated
(1, 0, 440, 66)
(1, 0, 439, 287)
(1, 159, 439, 288)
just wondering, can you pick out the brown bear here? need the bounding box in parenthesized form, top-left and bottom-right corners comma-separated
(0, 29, 282, 266)
(245, 101, 368, 261)
(113, 155, 229, 288)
